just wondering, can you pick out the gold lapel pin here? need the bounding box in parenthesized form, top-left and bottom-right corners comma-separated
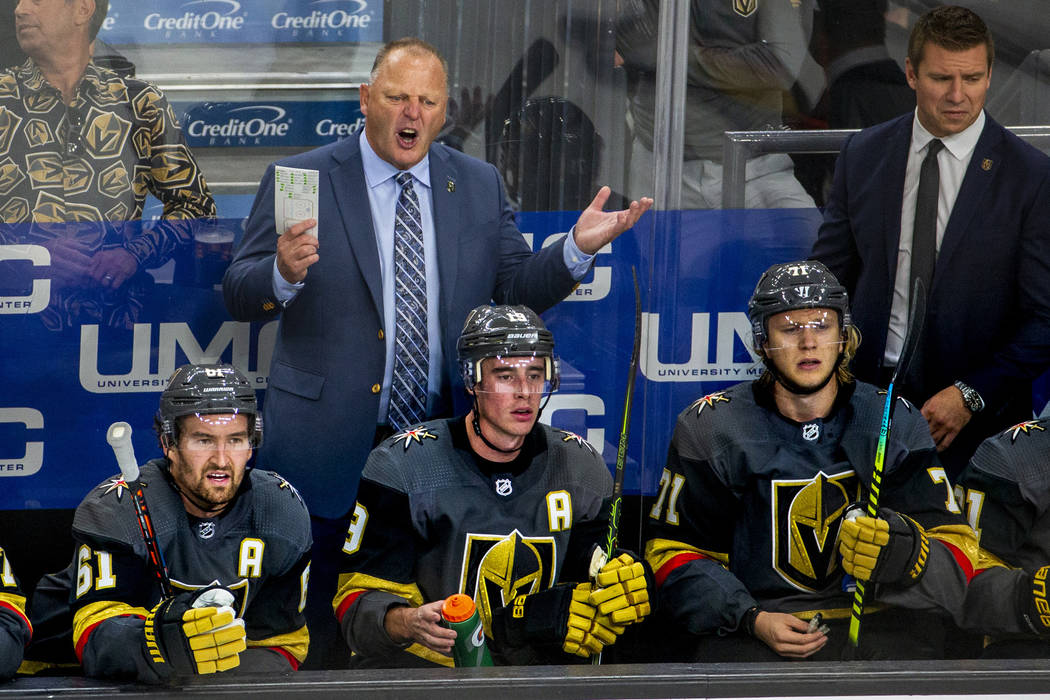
(447, 179, 455, 193)
(981, 158, 993, 171)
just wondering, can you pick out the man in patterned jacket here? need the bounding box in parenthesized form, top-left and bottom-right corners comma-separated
(644, 261, 977, 661)
(334, 305, 651, 666)
(1, 0, 215, 330)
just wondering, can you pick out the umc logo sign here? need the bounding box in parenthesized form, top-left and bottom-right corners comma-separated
(0, 408, 43, 476)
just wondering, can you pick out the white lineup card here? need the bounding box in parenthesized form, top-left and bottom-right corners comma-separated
(274, 166, 319, 236)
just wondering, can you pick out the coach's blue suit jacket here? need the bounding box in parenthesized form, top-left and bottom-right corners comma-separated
(812, 112, 1050, 472)
(223, 136, 577, 517)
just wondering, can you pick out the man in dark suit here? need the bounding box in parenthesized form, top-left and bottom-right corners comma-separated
(223, 37, 651, 668)
(812, 6, 1050, 479)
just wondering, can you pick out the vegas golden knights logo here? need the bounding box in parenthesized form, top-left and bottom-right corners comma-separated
(0, 157, 25, 196)
(0, 73, 19, 100)
(771, 470, 860, 591)
(99, 161, 132, 199)
(0, 196, 29, 223)
(0, 108, 22, 155)
(733, 0, 758, 17)
(462, 530, 556, 635)
(151, 145, 199, 189)
(24, 90, 59, 114)
(132, 126, 151, 160)
(25, 152, 64, 189)
(63, 157, 95, 196)
(25, 119, 54, 148)
(169, 577, 251, 618)
(132, 87, 165, 123)
(83, 107, 131, 159)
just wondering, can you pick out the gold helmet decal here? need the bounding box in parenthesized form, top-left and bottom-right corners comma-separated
(99, 161, 132, 200)
(772, 469, 860, 591)
(0, 196, 29, 223)
(463, 530, 556, 637)
(0, 157, 25, 196)
(83, 107, 131, 159)
(25, 151, 64, 189)
(0, 108, 22, 156)
(151, 145, 200, 189)
(24, 119, 54, 148)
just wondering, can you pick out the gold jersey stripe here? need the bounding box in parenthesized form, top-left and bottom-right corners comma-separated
(247, 625, 310, 663)
(73, 600, 149, 647)
(333, 572, 423, 613)
(644, 537, 728, 574)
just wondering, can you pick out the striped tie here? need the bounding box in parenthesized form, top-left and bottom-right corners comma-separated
(387, 172, 428, 430)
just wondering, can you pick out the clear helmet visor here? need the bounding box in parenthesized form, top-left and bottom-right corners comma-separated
(763, 310, 844, 352)
(473, 354, 556, 395)
(177, 412, 253, 454)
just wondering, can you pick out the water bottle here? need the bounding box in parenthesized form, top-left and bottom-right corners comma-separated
(440, 594, 493, 667)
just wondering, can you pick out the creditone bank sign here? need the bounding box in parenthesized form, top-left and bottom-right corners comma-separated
(177, 101, 364, 148)
(99, 0, 383, 44)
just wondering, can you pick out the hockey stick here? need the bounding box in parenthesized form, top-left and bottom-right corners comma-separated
(846, 278, 927, 650)
(592, 266, 642, 665)
(106, 422, 173, 598)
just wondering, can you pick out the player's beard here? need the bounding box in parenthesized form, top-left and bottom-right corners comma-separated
(170, 455, 242, 516)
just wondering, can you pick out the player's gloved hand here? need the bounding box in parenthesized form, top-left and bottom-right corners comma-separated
(588, 551, 653, 625)
(839, 506, 929, 585)
(1018, 565, 1050, 637)
(564, 583, 621, 657)
(490, 583, 622, 659)
(143, 585, 246, 675)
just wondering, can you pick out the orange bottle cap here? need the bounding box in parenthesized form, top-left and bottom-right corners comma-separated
(441, 594, 476, 623)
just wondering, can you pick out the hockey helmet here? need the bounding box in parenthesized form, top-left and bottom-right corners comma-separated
(155, 364, 262, 447)
(457, 305, 559, 391)
(748, 261, 852, 349)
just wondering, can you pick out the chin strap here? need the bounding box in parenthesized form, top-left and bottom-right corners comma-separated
(764, 347, 845, 396)
(468, 391, 554, 455)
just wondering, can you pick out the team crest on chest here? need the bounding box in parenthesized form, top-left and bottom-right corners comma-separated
(771, 470, 860, 592)
(733, 0, 758, 17)
(459, 530, 557, 635)
(170, 577, 250, 617)
(391, 426, 438, 450)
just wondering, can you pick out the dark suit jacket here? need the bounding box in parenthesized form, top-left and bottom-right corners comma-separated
(812, 112, 1050, 474)
(223, 136, 577, 517)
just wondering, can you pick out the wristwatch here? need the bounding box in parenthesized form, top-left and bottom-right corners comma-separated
(954, 380, 985, 414)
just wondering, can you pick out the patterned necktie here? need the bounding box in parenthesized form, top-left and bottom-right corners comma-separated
(387, 172, 429, 431)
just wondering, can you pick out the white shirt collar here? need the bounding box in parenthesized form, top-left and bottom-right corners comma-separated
(358, 129, 431, 190)
(910, 108, 985, 161)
